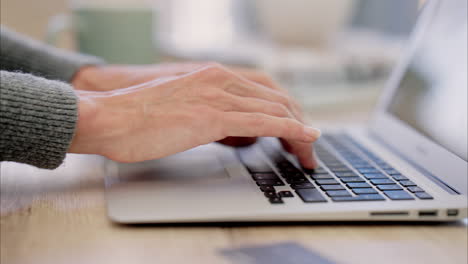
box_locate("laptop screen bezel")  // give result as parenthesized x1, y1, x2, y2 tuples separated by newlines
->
(368, 0, 467, 195)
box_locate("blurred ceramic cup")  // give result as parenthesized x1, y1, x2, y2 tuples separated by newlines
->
(46, 0, 158, 64)
(254, 0, 354, 48)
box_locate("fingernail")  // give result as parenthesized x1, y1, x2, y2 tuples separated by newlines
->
(304, 126, 321, 140)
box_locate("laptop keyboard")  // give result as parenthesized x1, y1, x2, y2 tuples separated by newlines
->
(237, 134, 433, 204)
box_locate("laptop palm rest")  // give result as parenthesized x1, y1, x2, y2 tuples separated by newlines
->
(106, 144, 264, 223)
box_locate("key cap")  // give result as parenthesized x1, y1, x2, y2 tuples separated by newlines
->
(290, 182, 315, 189)
(370, 179, 395, 185)
(252, 173, 280, 181)
(310, 173, 334, 179)
(340, 177, 365, 183)
(384, 190, 414, 200)
(358, 168, 379, 173)
(321, 185, 346, 191)
(326, 190, 352, 197)
(278, 191, 294, 198)
(362, 173, 387, 179)
(269, 196, 284, 204)
(347, 182, 371, 188)
(315, 179, 339, 185)
(259, 186, 275, 192)
(415, 192, 433, 200)
(286, 177, 309, 184)
(296, 189, 327, 203)
(353, 188, 378, 194)
(407, 186, 425, 193)
(399, 180, 417, 187)
(391, 175, 409, 181)
(335, 172, 358, 177)
(332, 194, 385, 202)
(330, 167, 352, 172)
(384, 169, 400, 175)
(256, 179, 285, 186)
(264, 191, 278, 198)
(377, 184, 403, 191)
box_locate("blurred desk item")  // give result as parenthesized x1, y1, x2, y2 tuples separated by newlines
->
(1, 108, 467, 264)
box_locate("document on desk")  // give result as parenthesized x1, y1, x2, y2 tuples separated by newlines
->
(220, 241, 338, 264)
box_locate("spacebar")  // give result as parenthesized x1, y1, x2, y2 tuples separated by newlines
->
(295, 189, 327, 203)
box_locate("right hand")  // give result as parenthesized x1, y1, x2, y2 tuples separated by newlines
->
(69, 64, 321, 168)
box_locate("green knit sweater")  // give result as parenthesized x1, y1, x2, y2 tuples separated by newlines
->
(0, 26, 104, 169)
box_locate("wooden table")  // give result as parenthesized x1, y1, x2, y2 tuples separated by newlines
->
(1, 106, 467, 264)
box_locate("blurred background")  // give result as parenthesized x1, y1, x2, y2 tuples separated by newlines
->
(1, 0, 422, 119)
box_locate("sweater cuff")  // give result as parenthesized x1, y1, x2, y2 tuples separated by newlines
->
(0, 71, 78, 169)
(0, 26, 106, 82)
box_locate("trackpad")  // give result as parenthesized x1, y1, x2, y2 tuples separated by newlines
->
(116, 144, 230, 183)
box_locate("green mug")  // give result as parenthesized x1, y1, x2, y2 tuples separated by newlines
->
(47, 6, 158, 64)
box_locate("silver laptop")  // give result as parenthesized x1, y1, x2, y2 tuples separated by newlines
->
(105, 0, 467, 223)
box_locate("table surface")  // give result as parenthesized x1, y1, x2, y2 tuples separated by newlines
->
(1, 106, 467, 264)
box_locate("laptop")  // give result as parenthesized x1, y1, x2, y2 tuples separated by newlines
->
(105, 0, 467, 223)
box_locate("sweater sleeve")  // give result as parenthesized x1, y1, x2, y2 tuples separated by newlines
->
(0, 71, 78, 169)
(0, 26, 105, 82)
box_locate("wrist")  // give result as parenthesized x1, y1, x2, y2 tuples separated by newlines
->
(72, 66, 105, 91)
(68, 91, 106, 155)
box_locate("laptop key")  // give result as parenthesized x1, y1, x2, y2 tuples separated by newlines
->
(278, 191, 294, 198)
(370, 179, 395, 185)
(346, 182, 371, 188)
(269, 196, 284, 204)
(330, 167, 352, 172)
(321, 185, 346, 191)
(256, 179, 285, 186)
(377, 184, 403, 191)
(252, 173, 280, 181)
(286, 177, 309, 184)
(399, 180, 417, 187)
(407, 186, 425, 193)
(357, 168, 379, 173)
(264, 191, 278, 198)
(391, 175, 409, 181)
(335, 172, 358, 177)
(362, 173, 387, 179)
(332, 194, 385, 202)
(384, 190, 414, 200)
(384, 169, 400, 175)
(296, 189, 327, 203)
(326, 190, 352, 197)
(310, 173, 334, 179)
(259, 186, 275, 192)
(353, 188, 378, 194)
(290, 182, 315, 189)
(340, 177, 365, 183)
(415, 192, 433, 200)
(315, 179, 339, 185)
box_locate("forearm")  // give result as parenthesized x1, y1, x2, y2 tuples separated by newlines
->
(0, 26, 105, 83)
(0, 71, 78, 169)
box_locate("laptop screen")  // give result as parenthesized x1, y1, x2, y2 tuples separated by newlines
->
(387, 0, 467, 161)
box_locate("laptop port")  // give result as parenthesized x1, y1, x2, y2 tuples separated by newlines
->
(418, 210, 438, 217)
(447, 209, 459, 216)
(370, 211, 409, 216)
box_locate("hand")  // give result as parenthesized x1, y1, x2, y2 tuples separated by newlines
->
(69, 64, 321, 168)
(72, 62, 318, 166)
(72, 62, 284, 92)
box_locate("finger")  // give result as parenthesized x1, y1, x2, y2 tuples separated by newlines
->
(214, 93, 294, 119)
(232, 68, 305, 122)
(218, 112, 321, 143)
(280, 139, 318, 169)
(224, 79, 303, 122)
